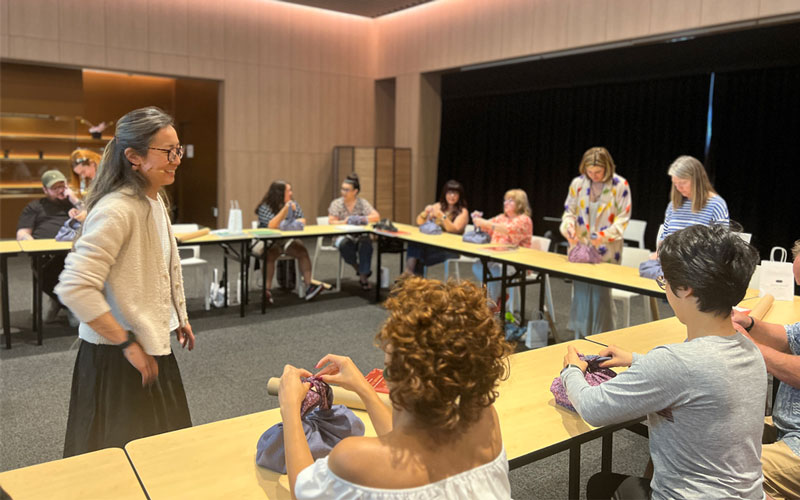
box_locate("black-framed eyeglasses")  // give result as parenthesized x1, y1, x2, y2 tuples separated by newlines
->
(149, 145, 185, 163)
(656, 275, 667, 291)
(73, 157, 91, 166)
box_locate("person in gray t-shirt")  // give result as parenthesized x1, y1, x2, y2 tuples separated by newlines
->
(732, 238, 800, 500)
(562, 224, 766, 500)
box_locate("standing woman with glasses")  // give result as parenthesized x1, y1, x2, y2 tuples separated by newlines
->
(70, 148, 101, 196)
(56, 106, 194, 456)
(328, 173, 380, 290)
(560, 147, 632, 338)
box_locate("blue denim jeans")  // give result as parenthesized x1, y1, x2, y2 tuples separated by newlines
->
(338, 235, 373, 276)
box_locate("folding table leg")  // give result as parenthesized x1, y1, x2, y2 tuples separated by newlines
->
(602, 433, 613, 472)
(2, 255, 11, 349)
(569, 444, 581, 499)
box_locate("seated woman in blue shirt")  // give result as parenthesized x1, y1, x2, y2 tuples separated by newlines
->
(255, 181, 322, 302)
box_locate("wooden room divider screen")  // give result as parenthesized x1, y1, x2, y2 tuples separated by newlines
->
(332, 146, 411, 224)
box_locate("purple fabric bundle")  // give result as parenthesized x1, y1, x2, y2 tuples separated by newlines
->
(550, 354, 617, 412)
(279, 207, 305, 231)
(568, 243, 603, 264)
(639, 259, 662, 279)
(301, 377, 333, 417)
(419, 219, 442, 235)
(255, 404, 365, 473)
(346, 215, 368, 225)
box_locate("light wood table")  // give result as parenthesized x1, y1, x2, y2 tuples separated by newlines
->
(126, 407, 374, 500)
(126, 340, 622, 500)
(587, 295, 800, 355)
(0, 448, 145, 500)
(1, 240, 22, 349)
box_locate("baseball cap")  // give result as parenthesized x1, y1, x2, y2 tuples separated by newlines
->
(41, 170, 68, 188)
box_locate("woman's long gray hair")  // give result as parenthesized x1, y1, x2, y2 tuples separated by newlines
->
(84, 106, 174, 212)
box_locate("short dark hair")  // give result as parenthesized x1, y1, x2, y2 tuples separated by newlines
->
(344, 172, 360, 192)
(659, 224, 759, 317)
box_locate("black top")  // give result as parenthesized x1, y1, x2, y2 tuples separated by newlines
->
(17, 197, 74, 239)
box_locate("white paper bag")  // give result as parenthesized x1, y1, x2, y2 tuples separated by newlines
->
(227, 200, 243, 234)
(526, 311, 549, 349)
(760, 247, 794, 302)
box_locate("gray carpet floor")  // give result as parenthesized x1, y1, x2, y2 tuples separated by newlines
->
(0, 240, 672, 499)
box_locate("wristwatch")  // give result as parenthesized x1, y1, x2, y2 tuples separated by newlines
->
(118, 330, 136, 351)
(745, 316, 755, 333)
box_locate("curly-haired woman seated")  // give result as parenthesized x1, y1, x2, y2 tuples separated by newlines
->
(277, 277, 512, 499)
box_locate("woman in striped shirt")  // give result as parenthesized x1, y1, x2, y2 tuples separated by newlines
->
(659, 156, 729, 245)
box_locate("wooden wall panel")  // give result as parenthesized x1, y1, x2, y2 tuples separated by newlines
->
(8, 0, 58, 39)
(188, 57, 226, 80)
(701, 0, 759, 25)
(759, 0, 800, 16)
(531, 0, 571, 56)
(375, 79, 396, 147)
(59, 42, 106, 67)
(7, 36, 60, 63)
(223, 62, 260, 152)
(259, 66, 292, 152)
(104, 0, 148, 51)
(1, 0, 8, 36)
(649, 0, 702, 35)
(567, 0, 608, 48)
(58, 0, 104, 45)
(353, 147, 375, 206)
(375, 147, 394, 219)
(149, 53, 189, 76)
(394, 149, 412, 224)
(188, 0, 225, 60)
(148, 0, 188, 55)
(223, 0, 260, 64)
(606, 0, 652, 41)
(105, 47, 149, 73)
(259, 1, 292, 68)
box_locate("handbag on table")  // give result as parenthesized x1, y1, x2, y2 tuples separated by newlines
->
(419, 218, 442, 235)
(279, 205, 304, 231)
(462, 211, 491, 244)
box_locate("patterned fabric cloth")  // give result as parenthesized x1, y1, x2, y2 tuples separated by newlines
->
(559, 173, 632, 264)
(486, 214, 533, 247)
(327, 197, 374, 220)
(659, 195, 729, 243)
(775, 322, 800, 457)
(257, 202, 305, 228)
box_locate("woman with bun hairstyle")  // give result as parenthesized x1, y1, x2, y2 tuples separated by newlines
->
(277, 277, 512, 499)
(327, 173, 380, 290)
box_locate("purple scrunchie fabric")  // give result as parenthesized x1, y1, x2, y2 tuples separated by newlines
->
(279, 208, 305, 231)
(346, 215, 368, 225)
(550, 354, 617, 412)
(568, 243, 603, 264)
(301, 377, 333, 417)
(419, 219, 442, 235)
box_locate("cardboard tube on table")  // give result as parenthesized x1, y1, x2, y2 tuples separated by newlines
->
(267, 377, 391, 410)
(174, 227, 210, 243)
(749, 294, 774, 320)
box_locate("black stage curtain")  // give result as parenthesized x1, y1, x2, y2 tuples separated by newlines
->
(707, 65, 800, 257)
(437, 75, 711, 248)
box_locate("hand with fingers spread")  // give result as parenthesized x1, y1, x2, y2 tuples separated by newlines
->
(176, 322, 195, 350)
(314, 354, 368, 394)
(122, 342, 159, 386)
(597, 345, 633, 368)
(278, 364, 313, 415)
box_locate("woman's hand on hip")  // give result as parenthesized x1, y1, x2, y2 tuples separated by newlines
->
(123, 342, 159, 386)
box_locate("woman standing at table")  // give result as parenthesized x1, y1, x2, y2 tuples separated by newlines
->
(278, 277, 512, 499)
(328, 173, 380, 290)
(658, 155, 728, 246)
(560, 147, 632, 338)
(70, 148, 101, 196)
(56, 106, 194, 456)
(405, 179, 469, 275)
(470, 189, 533, 308)
(255, 181, 322, 303)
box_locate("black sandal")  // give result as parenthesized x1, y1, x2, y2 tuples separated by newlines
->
(360, 280, 372, 291)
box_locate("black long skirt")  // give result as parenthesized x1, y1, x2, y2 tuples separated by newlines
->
(63, 340, 192, 457)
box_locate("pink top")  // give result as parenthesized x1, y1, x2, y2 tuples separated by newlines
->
(487, 214, 532, 247)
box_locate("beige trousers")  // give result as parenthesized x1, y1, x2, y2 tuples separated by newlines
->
(762, 439, 800, 500)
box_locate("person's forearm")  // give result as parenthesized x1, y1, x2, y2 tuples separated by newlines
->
(749, 319, 791, 353)
(16, 229, 33, 241)
(353, 380, 393, 435)
(86, 311, 129, 344)
(755, 343, 800, 388)
(329, 215, 343, 224)
(281, 406, 314, 499)
(268, 206, 288, 229)
(367, 212, 380, 223)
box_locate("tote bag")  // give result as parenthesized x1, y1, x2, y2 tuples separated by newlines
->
(760, 246, 794, 301)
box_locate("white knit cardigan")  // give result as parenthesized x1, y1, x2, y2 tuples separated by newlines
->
(55, 189, 188, 356)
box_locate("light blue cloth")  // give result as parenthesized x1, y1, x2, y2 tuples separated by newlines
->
(568, 281, 615, 338)
(775, 322, 800, 457)
(256, 404, 365, 474)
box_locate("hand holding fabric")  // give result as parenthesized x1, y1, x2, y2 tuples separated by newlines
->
(563, 345, 588, 373)
(279, 364, 313, 415)
(597, 345, 633, 368)
(314, 354, 367, 394)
